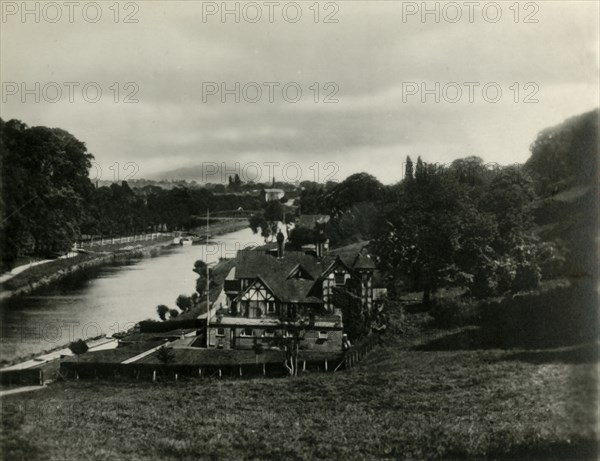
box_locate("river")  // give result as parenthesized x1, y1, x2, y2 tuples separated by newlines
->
(0, 227, 264, 363)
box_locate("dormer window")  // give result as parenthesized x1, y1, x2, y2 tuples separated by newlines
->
(334, 272, 346, 286)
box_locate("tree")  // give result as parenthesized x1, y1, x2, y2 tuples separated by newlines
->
(193, 259, 212, 298)
(415, 156, 425, 180)
(157, 345, 175, 365)
(374, 157, 545, 303)
(169, 309, 179, 319)
(405, 156, 414, 181)
(288, 226, 316, 250)
(157, 304, 170, 321)
(373, 161, 496, 304)
(193, 259, 207, 275)
(228, 174, 242, 192)
(248, 201, 285, 242)
(0, 119, 94, 268)
(176, 294, 192, 312)
(68, 339, 89, 362)
(323, 172, 383, 215)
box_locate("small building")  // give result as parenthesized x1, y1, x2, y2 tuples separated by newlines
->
(264, 188, 285, 202)
(207, 234, 375, 352)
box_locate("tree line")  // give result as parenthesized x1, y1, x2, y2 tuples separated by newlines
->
(293, 157, 564, 305)
(0, 118, 262, 270)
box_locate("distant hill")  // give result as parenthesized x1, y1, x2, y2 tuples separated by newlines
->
(150, 164, 219, 182)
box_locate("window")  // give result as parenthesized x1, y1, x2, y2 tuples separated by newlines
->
(267, 301, 276, 314)
(216, 328, 225, 337)
(334, 272, 346, 286)
(263, 330, 275, 338)
(283, 331, 293, 338)
(318, 331, 328, 340)
(240, 328, 254, 337)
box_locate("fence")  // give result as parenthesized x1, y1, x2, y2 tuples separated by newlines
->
(341, 335, 378, 370)
(0, 369, 44, 386)
(77, 233, 174, 248)
(60, 360, 326, 382)
(59, 337, 378, 383)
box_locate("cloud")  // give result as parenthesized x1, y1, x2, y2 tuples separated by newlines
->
(1, 1, 598, 184)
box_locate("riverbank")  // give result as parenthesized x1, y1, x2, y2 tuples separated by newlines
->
(0, 219, 250, 301)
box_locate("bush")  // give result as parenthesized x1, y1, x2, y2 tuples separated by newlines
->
(429, 297, 481, 328)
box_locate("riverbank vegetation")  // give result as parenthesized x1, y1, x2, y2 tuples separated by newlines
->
(0, 118, 262, 271)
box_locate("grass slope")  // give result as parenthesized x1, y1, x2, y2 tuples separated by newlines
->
(2, 318, 596, 460)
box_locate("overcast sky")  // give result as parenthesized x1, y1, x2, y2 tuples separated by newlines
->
(1, 1, 598, 184)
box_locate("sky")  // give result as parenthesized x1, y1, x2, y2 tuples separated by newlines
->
(1, 0, 598, 185)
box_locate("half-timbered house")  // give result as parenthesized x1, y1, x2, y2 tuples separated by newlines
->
(207, 236, 375, 352)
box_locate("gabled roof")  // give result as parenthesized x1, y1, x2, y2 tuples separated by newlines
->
(351, 251, 376, 270)
(234, 275, 279, 303)
(232, 246, 376, 304)
(287, 263, 314, 281)
(235, 251, 324, 304)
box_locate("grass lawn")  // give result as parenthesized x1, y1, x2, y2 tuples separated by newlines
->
(1, 319, 597, 461)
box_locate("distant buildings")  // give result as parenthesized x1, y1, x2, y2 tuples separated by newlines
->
(264, 188, 285, 202)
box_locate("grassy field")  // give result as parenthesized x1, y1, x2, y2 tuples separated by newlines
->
(1, 312, 597, 461)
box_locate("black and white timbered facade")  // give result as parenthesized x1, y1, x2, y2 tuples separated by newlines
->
(207, 245, 375, 351)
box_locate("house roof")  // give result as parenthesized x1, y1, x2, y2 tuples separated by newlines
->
(235, 250, 326, 281)
(350, 251, 377, 270)
(232, 247, 375, 304)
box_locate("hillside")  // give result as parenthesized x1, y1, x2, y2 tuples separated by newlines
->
(1, 322, 596, 460)
(527, 109, 598, 280)
(525, 110, 598, 345)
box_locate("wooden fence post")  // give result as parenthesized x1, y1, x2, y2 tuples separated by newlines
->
(262, 363, 266, 376)
(152, 370, 156, 382)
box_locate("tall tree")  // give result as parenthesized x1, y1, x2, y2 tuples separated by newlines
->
(0, 119, 94, 268)
(405, 156, 414, 181)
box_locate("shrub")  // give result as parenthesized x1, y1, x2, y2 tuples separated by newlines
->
(429, 297, 481, 328)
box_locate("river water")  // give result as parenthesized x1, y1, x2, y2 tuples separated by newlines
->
(0, 227, 264, 362)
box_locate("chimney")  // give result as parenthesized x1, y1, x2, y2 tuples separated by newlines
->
(316, 229, 325, 258)
(276, 230, 285, 259)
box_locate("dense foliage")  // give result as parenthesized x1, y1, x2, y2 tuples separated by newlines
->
(372, 156, 555, 303)
(0, 119, 94, 265)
